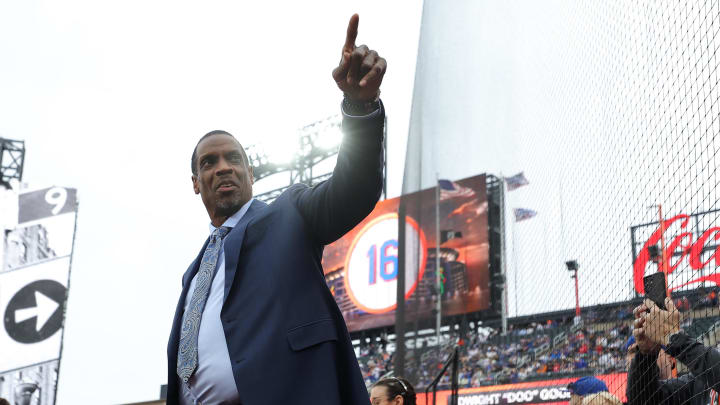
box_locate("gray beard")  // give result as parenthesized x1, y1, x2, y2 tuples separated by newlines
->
(215, 198, 244, 218)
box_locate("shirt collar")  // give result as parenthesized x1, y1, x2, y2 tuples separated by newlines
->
(208, 198, 254, 234)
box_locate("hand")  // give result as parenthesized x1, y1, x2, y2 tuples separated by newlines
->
(640, 297, 682, 347)
(632, 303, 660, 354)
(332, 14, 387, 102)
(627, 342, 639, 356)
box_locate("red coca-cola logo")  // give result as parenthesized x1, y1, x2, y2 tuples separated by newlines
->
(634, 214, 720, 293)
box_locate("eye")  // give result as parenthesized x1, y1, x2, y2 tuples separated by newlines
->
(227, 153, 244, 163)
(200, 156, 217, 169)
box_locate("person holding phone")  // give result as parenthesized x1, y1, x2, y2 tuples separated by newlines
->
(625, 335, 676, 381)
(627, 297, 720, 405)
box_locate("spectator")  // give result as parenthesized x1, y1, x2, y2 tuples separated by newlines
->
(356, 304, 643, 391)
(581, 392, 623, 405)
(567, 376, 610, 405)
(575, 357, 589, 369)
(624, 336, 674, 380)
(0, 398, 8, 405)
(370, 377, 417, 405)
(627, 297, 720, 405)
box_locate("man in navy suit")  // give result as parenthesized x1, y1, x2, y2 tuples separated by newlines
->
(166, 14, 387, 405)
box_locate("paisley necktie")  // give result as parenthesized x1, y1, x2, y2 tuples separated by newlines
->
(177, 226, 231, 383)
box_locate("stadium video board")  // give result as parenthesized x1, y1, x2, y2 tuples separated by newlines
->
(323, 174, 490, 332)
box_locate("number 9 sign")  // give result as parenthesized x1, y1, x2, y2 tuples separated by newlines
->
(344, 213, 427, 314)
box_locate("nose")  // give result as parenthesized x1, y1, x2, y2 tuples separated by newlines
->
(214, 156, 234, 176)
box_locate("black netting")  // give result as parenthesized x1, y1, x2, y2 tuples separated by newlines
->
(356, 1, 720, 404)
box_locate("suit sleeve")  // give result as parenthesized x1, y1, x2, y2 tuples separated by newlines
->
(290, 101, 385, 245)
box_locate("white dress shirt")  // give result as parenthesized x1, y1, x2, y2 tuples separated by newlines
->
(179, 198, 253, 405)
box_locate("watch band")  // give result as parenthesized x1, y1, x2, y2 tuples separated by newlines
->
(342, 94, 380, 115)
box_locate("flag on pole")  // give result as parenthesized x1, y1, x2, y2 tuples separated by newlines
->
(505, 172, 529, 191)
(438, 179, 475, 200)
(514, 208, 537, 222)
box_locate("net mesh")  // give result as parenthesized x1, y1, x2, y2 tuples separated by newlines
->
(370, 1, 720, 403)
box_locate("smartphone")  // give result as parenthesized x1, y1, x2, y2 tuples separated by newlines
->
(643, 272, 667, 310)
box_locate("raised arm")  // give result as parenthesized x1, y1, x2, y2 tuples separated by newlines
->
(627, 301, 696, 405)
(290, 14, 387, 245)
(626, 349, 696, 405)
(667, 332, 720, 394)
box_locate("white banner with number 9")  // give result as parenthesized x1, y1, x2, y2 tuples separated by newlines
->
(344, 213, 427, 314)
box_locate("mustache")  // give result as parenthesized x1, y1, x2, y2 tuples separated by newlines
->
(215, 179, 240, 190)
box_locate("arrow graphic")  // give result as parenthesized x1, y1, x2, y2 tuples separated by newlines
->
(14, 291, 60, 332)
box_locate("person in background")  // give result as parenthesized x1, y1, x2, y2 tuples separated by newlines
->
(0, 398, 8, 405)
(627, 297, 720, 405)
(624, 335, 675, 380)
(370, 377, 416, 405)
(582, 392, 623, 405)
(568, 376, 610, 405)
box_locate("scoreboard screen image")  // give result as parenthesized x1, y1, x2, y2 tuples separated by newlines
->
(323, 174, 490, 332)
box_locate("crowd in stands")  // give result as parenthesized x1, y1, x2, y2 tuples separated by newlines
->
(355, 289, 720, 391)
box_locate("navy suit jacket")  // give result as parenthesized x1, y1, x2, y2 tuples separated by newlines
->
(167, 104, 385, 405)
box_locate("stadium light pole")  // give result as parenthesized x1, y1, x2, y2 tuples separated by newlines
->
(435, 172, 442, 351)
(249, 115, 387, 204)
(566, 260, 580, 316)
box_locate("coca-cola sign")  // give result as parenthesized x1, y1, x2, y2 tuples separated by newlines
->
(633, 213, 720, 294)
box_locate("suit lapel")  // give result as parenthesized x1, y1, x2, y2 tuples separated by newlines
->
(223, 199, 266, 301)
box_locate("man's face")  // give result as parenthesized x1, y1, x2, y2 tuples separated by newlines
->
(192, 134, 253, 223)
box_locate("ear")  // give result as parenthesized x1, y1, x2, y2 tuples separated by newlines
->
(192, 175, 200, 194)
(249, 165, 254, 185)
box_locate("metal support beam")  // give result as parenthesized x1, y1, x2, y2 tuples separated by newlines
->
(0, 137, 25, 187)
(251, 114, 387, 204)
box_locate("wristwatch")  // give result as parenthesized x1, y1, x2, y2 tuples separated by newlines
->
(342, 94, 381, 115)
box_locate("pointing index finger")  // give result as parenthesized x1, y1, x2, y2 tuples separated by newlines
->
(344, 14, 359, 52)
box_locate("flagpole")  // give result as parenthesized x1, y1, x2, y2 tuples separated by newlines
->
(500, 175, 508, 335)
(513, 219, 518, 317)
(435, 173, 442, 351)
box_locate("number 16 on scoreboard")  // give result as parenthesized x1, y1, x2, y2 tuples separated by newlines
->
(344, 213, 427, 314)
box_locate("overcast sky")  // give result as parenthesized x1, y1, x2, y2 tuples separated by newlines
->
(0, 1, 422, 403)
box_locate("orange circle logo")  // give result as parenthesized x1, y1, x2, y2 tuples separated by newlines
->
(343, 213, 428, 314)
